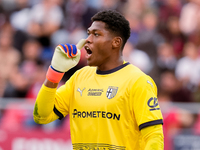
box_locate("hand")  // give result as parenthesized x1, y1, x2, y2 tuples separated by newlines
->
(51, 39, 86, 72)
(46, 39, 86, 83)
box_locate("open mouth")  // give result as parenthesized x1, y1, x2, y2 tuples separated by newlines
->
(85, 46, 92, 55)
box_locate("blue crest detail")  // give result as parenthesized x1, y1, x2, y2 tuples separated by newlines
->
(106, 86, 118, 99)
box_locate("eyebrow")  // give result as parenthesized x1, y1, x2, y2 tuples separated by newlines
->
(87, 28, 100, 33)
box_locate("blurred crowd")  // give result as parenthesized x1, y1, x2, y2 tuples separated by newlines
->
(0, 0, 199, 101)
(0, 0, 199, 102)
(0, 0, 200, 148)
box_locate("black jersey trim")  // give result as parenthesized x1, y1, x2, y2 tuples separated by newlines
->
(96, 62, 130, 75)
(139, 119, 163, 130)
(53, 105, 64, 120)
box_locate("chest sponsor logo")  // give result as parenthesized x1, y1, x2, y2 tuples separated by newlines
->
(147, 97, 160, 111)
(106, 86, 118, 99)
(87, 88, 103, 96)
(72, 109, 120, 120)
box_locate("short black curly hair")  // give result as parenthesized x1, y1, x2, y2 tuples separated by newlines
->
(91, 9, 130, 50)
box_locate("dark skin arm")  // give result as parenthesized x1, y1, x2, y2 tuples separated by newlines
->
(44, 78, 58, 88)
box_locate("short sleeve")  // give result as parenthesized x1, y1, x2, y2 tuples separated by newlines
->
(131, 75, 163, 130)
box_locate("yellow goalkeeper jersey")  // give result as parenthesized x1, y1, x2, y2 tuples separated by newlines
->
(53, 62, 163, 150)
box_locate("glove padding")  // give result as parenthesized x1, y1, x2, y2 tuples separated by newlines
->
(51, 39, 86, 72)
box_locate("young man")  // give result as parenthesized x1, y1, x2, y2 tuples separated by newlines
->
(34, 10, 164, 149)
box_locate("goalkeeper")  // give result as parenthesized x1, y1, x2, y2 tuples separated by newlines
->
(34, 10, 164, 150)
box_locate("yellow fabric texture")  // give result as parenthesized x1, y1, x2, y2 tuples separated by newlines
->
(34, 63, 164, 149)
(33, 84, 59, 124)
(141, 124, 164, 150)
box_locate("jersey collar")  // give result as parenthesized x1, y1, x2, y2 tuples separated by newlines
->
(96, 62, 130, 75)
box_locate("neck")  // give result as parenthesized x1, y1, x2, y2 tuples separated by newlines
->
(97, 56, 124, 71)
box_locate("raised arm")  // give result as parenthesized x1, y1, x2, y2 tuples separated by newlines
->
(33, 39, 86, 124)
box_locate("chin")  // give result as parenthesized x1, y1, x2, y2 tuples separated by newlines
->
(87, 61, 97, 67)
(87, 61, 93, 66)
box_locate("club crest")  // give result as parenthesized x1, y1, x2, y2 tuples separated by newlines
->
(106, 86, 118, 99)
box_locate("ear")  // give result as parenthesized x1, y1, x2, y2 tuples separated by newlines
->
(112, 37, 123, 49)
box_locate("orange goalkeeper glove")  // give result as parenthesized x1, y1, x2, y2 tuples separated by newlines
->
(46, 39, 86, 83)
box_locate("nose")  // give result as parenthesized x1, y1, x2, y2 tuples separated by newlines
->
(86, 34, 92, 44)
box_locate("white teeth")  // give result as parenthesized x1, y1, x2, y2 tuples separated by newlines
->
(85, 46, 92, 55)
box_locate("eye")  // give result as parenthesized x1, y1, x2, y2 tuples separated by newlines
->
(94, 33, 99, 37)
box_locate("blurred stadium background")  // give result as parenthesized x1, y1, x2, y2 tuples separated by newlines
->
(0, 0, 200, 149)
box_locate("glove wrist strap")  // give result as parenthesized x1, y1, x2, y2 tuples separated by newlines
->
(46, 66, 64, 83)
